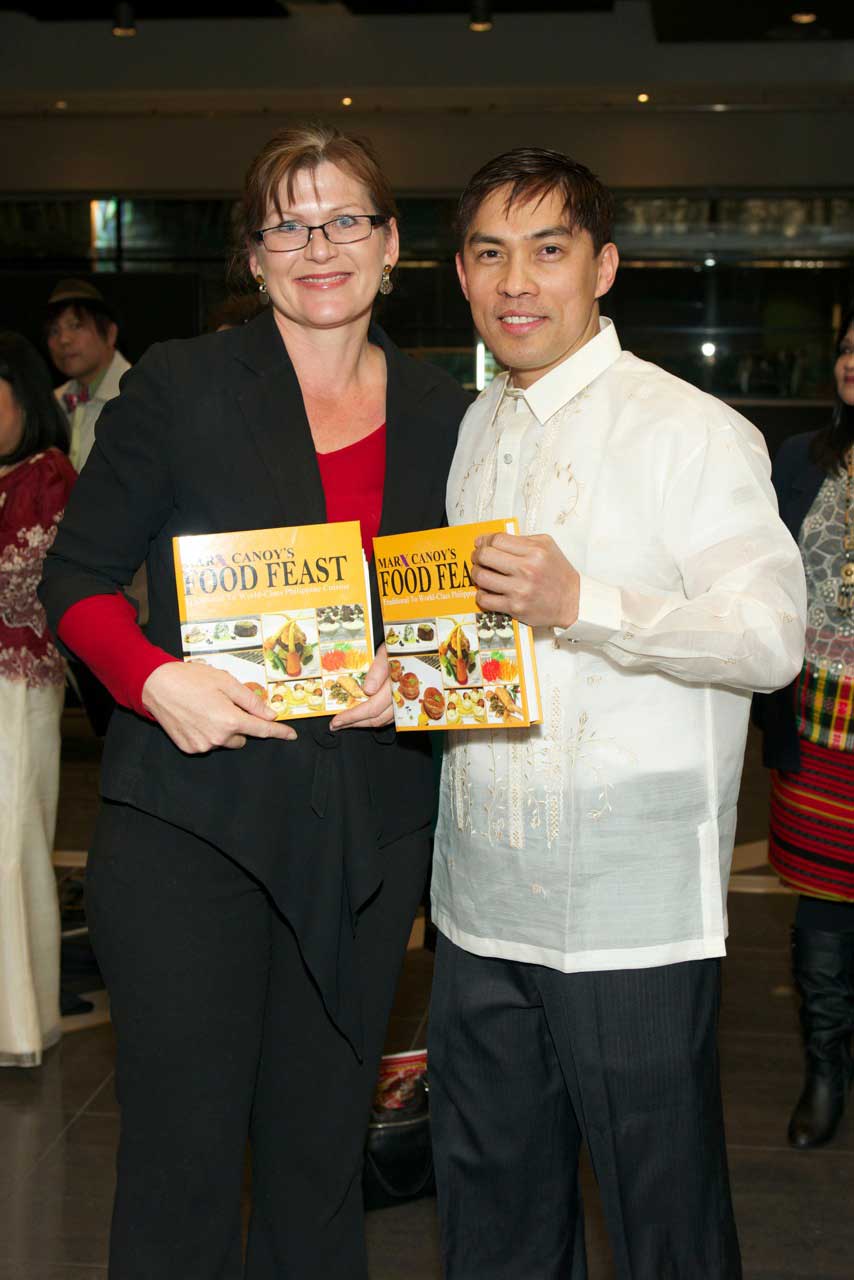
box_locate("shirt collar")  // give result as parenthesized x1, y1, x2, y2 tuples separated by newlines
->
(508, 317, 621, 425)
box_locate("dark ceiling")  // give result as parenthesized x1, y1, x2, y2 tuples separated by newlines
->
(3, 0, 851, 40)
(651, 1, 852, 42)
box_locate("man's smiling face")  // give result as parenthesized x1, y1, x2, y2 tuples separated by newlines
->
(456, 184, 618, 389)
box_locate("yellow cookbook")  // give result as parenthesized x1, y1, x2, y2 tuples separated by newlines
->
(373, 520, 540, 732)
(172, 521, 373, 721)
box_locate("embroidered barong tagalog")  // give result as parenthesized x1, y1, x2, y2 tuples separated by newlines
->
(431, 319, 806, 974)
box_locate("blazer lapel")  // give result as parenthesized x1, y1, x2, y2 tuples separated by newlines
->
(233, 309, 328, 528)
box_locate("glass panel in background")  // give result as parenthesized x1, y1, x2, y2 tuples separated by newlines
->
(120, 199, 236, 261)
(1, 192, 852, 407)
(0, 200, 95, 263)
(396, 196, 457, 259)
(90, 199, 119, 264)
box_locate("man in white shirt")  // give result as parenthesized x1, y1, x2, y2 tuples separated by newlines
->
(46, 278, 131, 473)
(46, 279, 140, 725)
(428, 148, 806, 1280)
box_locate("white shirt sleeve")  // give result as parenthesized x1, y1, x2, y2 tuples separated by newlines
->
(559, 421, 807, 694)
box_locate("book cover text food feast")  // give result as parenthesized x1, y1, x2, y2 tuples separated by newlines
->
(373, 519, 540, 731)
(172, 521, 373, 721)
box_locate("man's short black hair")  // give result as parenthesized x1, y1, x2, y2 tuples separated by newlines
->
(0, 331, 69, 466)
(456, 147, 615, 255)
(44, 298, 116, 341)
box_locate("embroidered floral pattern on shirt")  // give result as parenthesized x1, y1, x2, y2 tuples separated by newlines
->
(567, 709, 637, 822)
(0, 517, 66, 687)
(0, 524, 57, 633)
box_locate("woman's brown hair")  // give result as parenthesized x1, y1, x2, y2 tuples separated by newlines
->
(232, 124, 398, 286)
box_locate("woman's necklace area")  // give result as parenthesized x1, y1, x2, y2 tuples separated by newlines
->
(838, 447, 854, 615)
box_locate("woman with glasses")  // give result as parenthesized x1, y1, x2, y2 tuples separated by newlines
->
(40, 126, 470, 1279)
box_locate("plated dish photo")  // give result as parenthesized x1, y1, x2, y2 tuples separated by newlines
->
(262, 611, 320, 681)
(437, 618, 482, 689)
(384, 618, 438, 654)
(181, 616, 262, 653)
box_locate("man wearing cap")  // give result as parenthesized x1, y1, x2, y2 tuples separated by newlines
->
(46, 279, 130, 474)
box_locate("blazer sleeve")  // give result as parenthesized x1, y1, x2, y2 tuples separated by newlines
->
(39, 343, 175, 633)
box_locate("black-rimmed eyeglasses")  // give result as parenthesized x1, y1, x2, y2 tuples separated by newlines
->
(253, 214, 388, 253)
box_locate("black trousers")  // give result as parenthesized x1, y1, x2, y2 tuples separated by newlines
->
(428, 935, 742, 1280)
(86, 800, 430, 1280)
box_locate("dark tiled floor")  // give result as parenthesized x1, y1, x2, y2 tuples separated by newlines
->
(3, 714, 854, 1276)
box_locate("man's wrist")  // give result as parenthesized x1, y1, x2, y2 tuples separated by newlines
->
(556, 574, 581, 630)
(555, 574, 622, 644)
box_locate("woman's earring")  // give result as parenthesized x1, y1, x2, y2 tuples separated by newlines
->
(256, 273, 267, 294)
(379, 264, 393, 296)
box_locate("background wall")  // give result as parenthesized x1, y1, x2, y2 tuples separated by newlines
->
(1, 0, 852, 194)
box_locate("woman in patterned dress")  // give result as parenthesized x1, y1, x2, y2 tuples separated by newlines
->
(0, 332, 75, 1067)
(754, 304, 854, 1147)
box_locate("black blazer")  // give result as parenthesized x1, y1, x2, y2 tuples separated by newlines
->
(752, 429, 825, 772)
(40, 309, 472, 1053)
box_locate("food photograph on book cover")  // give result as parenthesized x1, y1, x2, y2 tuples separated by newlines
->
(262, 611, 321, 681)
(179, 605, 371, 718)
(260, 607, 370, 715)
(384, 618, 437, 653)
(181, 616, 263, 652)
(185, 647, 267, 691)
(383, 610, 530, 728)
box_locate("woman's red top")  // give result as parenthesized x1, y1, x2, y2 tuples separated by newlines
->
(315, 422, 385, 561)
(58, 425, 387, 716)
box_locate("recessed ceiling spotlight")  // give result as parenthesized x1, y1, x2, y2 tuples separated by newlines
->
(637, 92, 650, 104)
(341, 97, 353, 107)
(54, 99, 68, 111)
(704, 257, 717, 267)
(469, 0, 493, 32)
(112, 1, 137, 36)
(790, 11, 817, 22)
(701, 342, 717, 358)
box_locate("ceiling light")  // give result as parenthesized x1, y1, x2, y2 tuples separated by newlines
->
(790, 11, 817, 23)
(637, 92, 650, 104)
(469, 0, 493, 32)
(341, 96, 353, 107)
(711, 103, 728, 113)
(54, 99, 68, 111)
(112, 2, 137, 36)
(701, 342, 716, 358)
(704, 257, 716, 267)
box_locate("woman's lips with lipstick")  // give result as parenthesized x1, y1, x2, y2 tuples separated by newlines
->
(297, 272, 351, 289)
(496, 312, 546, 335)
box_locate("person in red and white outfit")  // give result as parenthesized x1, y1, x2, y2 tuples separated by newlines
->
(0, 332, 75, 1067)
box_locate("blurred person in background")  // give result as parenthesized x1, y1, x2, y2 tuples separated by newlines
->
(755, 303, 854, 1149)
(48, 279, 140, 726)
(39, 125, 469, 1279)
(45, 278, 130, 474)
(0, 332, 74, 1068)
